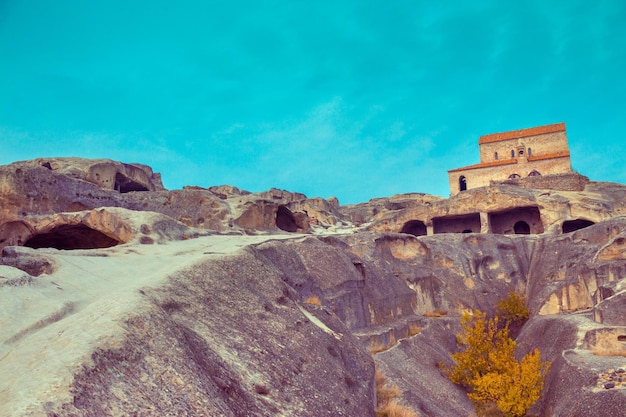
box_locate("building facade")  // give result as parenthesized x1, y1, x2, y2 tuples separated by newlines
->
(448, 123, 572, 195)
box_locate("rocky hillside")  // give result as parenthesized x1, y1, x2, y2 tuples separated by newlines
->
(1, 158, 625, 416)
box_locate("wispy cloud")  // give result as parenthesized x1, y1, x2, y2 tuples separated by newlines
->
(1, 1, 625, 203)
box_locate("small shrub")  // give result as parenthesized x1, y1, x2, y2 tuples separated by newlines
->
(303, 294, 322, 306)
(496, 291, 529, 325)
(443, 311, 550, 417)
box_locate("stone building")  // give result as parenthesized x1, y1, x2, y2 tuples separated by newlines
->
(448, 123, 572, 195)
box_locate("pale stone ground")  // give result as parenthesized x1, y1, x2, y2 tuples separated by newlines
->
(0, 232, 296, 417)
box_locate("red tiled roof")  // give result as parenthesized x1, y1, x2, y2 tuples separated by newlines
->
(527, 151, 570, 161)
(448, 151, 571, 173)
(478, 123, 566, 145)
(448, 158, 517, 173)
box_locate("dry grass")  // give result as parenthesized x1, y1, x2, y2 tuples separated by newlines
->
(375, 370, 401, 406)
(375, 369, 419, 417)
(591, 349, 626, 357)
(377, 401, 420, 417)
(408, 323, 421, 336)
(423, 308, 448, 318)
(470, 400, 506, 417)
(303, 294, 322, 306)
(369, 340, 392, 354)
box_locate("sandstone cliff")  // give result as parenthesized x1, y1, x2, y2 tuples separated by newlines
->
(1, 158, 625, 416)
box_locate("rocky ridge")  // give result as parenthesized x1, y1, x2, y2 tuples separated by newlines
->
(0, 158, 625, 416)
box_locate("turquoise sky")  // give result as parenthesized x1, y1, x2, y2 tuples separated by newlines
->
(1, 1, 625, 204)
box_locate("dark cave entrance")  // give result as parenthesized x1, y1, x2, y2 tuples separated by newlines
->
(562, 219, 595, 234)
(432, 213, 481, 234)
(514, 221, 531, 235)
(23, 224, 120, 250)
(115, 173, 149, 193)
(400, 220, 427, 237)
(276, 206, 298, 233)
(488, 206, 543, 235)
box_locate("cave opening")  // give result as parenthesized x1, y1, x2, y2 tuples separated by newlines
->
(115, 173, 149, 193)
(514, 221, 531, 235)
(276, 206, 298, 233)
(400, 220, 427, 236)
(488, 206, 543, 235)
(432, 213, 481, 234)
(562, 219, 595, 234)
(23, 224, 120, 250)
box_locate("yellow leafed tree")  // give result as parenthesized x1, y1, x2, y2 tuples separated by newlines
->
(444, 311, 550, 417)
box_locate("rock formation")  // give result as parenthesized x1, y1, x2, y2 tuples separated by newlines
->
(1, 158, 626, 416)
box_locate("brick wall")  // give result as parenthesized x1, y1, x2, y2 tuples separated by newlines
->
(478, 130, 569, 164)
(493, 172, 590, 192)
(448, 124, 573, 195)
(448, 156, 572, 194)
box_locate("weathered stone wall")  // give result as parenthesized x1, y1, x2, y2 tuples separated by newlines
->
(448, 156, 572, 195)
(478, 130, 569, 164)
(494, 172, 590, 192)
(449, 124, 573, 195)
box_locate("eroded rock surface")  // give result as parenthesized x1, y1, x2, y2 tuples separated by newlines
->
(0, 159, 329, 240)
(2, 158, 626, 416)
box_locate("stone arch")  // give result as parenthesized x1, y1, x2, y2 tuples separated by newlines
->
(275, 205, 298, 232)
(508, 173, 521, 179)
(400, 220, 427, 237)
(459, 176, 467, 192)
(514, 221, 530, 235)
(23, 224, 120, 250)
(115, 172, 149, 193)
(528, 169, 541, 177)
(562, 219, 595, 234)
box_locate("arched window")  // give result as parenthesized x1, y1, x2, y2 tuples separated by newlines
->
(511, 149, 515, 158)
(494, 151, 498, 160)
(459, 176, 467, 191)
(528, 147, 532, 156)
(514, 221, 530, 235)
(508, 173, 521, 179)
(528, 170, 541, 177)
